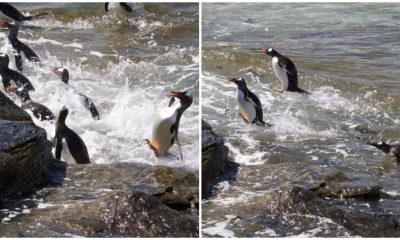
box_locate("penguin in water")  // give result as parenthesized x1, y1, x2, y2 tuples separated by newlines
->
(0, 53, 34, 92)
(0, 3, 47, 23)
(50, 67, 100, 120)
(7, 86, 54, 121)
(0, 21, 40, 71)
(54, 107, 91, 164)
(104, 2, 134, 13)
(367, 140, 400, 161)
(146, 91, 193, 158)
(261, 48, 309, 94)
(229, 77, 272, 126)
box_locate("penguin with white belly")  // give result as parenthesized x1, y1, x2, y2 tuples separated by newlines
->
(54, 107, 90, 164)
(146, 91, 193, 158)
(261, 48, 309, 94)
(229, 77, 272, 126)
(0, 53, 34, 92)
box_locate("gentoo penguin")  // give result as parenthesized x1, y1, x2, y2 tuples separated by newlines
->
(7, 86, 54, 121)
(50, 67, 100, 120)
(104, 2, 133, 13)
(367, 140, 400, 161)
(0, 53, 34, 92)
(229, 77, 272, 126)
(261, 48, 309, 94)
(146, 91, 193, 157)
(0, 3, 47, 23)
(0, 21, 40, 71)
(54, 107, 91, 164)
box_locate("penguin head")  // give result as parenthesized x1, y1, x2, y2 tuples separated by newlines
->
(7, 87, 30, 102)
(58, 107, 69, 124)
(51, 67, 69, 84)
(229, 77, 248, 91)
(0, 53, 10, 69)
(367, 140, 392, 153)
(261, 48, 279, 57)
(170, 91, 193, 111)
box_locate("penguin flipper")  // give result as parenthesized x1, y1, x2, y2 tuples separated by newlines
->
(55, 137, 63, 160)
(120, 3, 133, 13)
(15, 53, 23, 71)
(104, 3, 109, 12)
(0, 3, 27, 21)
(83, 95, 100, 120)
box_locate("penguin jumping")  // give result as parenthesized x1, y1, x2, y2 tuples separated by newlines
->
(146, 91, 193, 158)
(367, 140, 400, 161)
(0, 53, 34, 92)
(229, 77, 272, 126)
(7, 86, 54, 121)
(0, 3, 47, 23)
(0, 21, 40, 71)
(50, 67, 100, 120)
(261, 48, 309, 94)
(54, 107, 91, 164)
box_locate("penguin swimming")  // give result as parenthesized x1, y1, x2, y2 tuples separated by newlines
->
(229, 77, 272, 126)
(104, 2, 133, 13)
(146, 91, 193, 158)
(0, 53, 34, 92)
(261, 48, 309, 94)
(0, 21, 40, 71)
(0, 3, 47, 23)
(7, 86, 54, 121)
(50, 67, 100, 120)
(367, 140, 400, 161)
(54, 107, 91, 164)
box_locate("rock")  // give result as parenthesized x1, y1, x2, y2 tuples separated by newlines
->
(0, 91, 31, 121)
(201, 120, 238, 199)
(0, 162, 198, 237)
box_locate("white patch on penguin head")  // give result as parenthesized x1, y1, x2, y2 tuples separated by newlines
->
(378, 141, 383, 145)
(268, 48, 273, 53)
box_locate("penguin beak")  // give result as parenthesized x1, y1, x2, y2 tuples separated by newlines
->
(260, 48, 268, 54)
(0, 21, 9, 28)
(7, 86, 17, 93)
(50, 67, 59, 74)
(367, 140, 377, 146)
(170, 91, 183, 99)
(228, 78, 238, 83)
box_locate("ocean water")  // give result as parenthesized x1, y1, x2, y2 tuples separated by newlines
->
(202, 3, 400, 237)
(1, 3, 199, 169)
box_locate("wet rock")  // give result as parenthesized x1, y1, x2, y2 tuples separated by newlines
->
(202, 120, 238, 199)
(0, 91, 31, 121)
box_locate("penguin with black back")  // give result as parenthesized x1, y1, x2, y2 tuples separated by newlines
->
(229, 77, 272, 126)
(104, 2, 133, 13)
(146, 91, 193, 158)
(0, 53, 34, 92)
(0, 3, 47, 22)
(0, 21, 40, 71)
(50, 67, 100, 120)
(54, 107, 91, 164)
(367, 140, 400, 161)
(261, 48, 309, 94)
(7, 86, 54, 121)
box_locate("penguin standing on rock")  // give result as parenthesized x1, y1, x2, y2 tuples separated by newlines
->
(0, 53, 34, 92)
(54, 107, 91, 164)
(0, 21, 40, 71)
(146, 91, 193, 158)
(7, 86, 54, 121)
(50, 67, 100, 120)
(0, 3, 47, 23)
(229, 77, 272, 126)
(261, 48, 309, 94)
(367, 140, 400, 161)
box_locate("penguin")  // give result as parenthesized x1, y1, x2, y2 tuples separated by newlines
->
(104, 2, 133, 13)
(0, 3, 47, 23)
(0, 21, 40, 71)
(261, 48, 309, 94)
(54, 107, 91, 164)
(229, 77, 272, 126)
(367, 140, 400, 161)
(146, 91, 193, 157)
(0, 53, 34, 92)
(50, 67, 100, 120)
(7, 86, 54, 121)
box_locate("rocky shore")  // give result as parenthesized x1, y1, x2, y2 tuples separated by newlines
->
(0, 92, 199, 237)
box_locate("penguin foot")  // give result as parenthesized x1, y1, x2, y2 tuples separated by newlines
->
(239, 111, 250, 123)
(272, 86, 284, 93)
(146, 139, 161, 157)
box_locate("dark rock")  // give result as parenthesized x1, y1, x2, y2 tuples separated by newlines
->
(0, 91, 31, 121)
(201, 120, 238, 199)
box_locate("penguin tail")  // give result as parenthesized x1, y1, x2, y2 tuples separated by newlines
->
(256, 120, 273, 128)
(295, 87, 311, 94)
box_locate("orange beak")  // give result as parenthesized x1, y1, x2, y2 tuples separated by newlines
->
(170, 91, 183, 98)
(228, 78, 237, 83)
(0, 21, 9, 28)
(7, 86, 17, 93)
(260, 48, 268, 54)
(50, 67, 59, 74)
